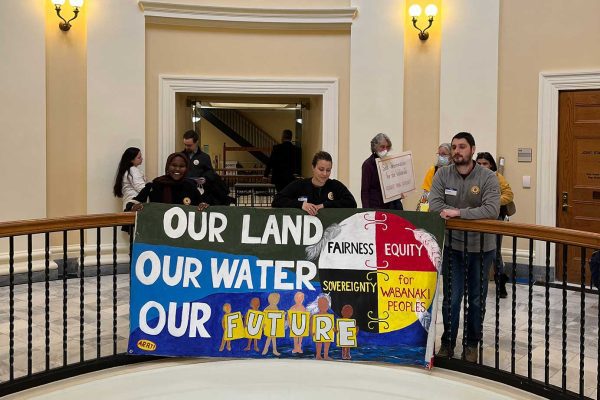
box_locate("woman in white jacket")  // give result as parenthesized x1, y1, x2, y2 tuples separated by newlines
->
(113, 147, 147, 210)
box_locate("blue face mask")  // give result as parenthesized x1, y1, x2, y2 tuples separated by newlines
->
(437, 155, 450, 166)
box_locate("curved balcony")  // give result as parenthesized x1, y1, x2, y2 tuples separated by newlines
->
(0, 213, 598, 398)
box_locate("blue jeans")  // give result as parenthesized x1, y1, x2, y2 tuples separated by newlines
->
(441, 247, 495, 348)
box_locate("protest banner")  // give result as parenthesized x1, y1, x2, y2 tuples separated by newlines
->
(128, 203, 444, 367)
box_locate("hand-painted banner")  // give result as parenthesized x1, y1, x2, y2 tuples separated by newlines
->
(128, 203, 445, 367)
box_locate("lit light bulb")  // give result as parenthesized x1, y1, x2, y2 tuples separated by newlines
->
(70, 0, 84, 7)
(425, 4, 438, 17)
(408, 4, 422, 17)
(52, 0, 66, 5)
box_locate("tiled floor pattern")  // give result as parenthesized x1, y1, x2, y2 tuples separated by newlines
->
(0, 275, 597, 398)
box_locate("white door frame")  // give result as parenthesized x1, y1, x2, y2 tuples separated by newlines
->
(536, 71, 600, 266)
(158, 75, 339, 177)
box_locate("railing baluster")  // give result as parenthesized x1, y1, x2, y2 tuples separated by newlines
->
(562, 243, 568, 391)
(495, 233, 501, 370)
(545, 241, 551, 385)
(445, 230, 453, 357)
(45, 232, 50, 371)
(27, 234, 32, 376)
(479, 232, 485, 364)
(62, 230, 68, 366)
(80, 229, 85, 363)
(96, 227, 101, 359)
(528, 239, 533, 380)
(580, 247, 586, 396)
(112, 226, 118, 355)
(511, 236, 517, 374)
(9, 236, 15, 381)
(462, 231, 468, 360)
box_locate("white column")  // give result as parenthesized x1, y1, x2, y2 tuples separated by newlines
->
(349, 0, 406, 201)
(439, 0, 499, 154)
(87, 0, 146, 215)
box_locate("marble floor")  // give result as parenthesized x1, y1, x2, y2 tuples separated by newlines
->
(0, 275, 597, 398)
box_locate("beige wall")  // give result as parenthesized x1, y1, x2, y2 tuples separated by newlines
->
(0, 1, 47, 221)
(145, 24, 351, 183)
(497, 0, 600, 225)
(46, 1, 87, 218)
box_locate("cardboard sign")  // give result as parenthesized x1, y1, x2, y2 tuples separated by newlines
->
(375, 151, 416, 202)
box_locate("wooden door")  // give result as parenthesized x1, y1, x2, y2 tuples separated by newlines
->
(557, 90, 600, 283)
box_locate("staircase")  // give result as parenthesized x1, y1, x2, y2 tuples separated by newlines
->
(200, 108, 277, 165)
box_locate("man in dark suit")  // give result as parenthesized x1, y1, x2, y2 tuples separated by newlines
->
(264, 129, 302, 192)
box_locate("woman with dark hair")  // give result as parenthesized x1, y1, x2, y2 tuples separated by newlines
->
(127, 152, 209, 212)
(361, 132, 403, 210)
(113, 147, 147, 210)
(476, 151, 514, 298)
(272, 151, 357, 215)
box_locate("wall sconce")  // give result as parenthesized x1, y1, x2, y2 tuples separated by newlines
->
(51, 0, 84, 32)
(409, 4, 438, 41)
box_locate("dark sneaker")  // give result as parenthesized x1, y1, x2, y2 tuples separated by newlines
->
(436, 343, 454, 358)
(463, 345, 478, 363)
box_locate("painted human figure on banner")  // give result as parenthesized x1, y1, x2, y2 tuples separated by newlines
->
(311, 294, 334, 360)
(262, 293, 281, 356)
(244, 297, 261, 352)
(288, 292, 306, 354)
(219, 303, 232, 352)
(340, 304, 356, 360)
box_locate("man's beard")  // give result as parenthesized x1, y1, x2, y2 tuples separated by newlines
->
(453, 155, 471, 166)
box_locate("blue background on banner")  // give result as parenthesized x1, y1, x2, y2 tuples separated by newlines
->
(128, 242, 431, 365)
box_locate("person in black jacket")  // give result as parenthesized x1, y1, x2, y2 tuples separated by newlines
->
(272, 151, 357, 215)
(182, 130, 213, 179)
(127, 152, 210, 212)
(264, 129, 302, 192)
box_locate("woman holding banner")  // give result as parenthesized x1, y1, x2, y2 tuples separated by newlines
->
(360, 133, 403, 210)
(127, 152, 210, 212)
(272, 151, 356, 215)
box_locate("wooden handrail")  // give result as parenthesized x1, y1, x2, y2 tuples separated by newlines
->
(0, 213, 135, 237)
(0, 212, 598, 249)
(446, 219, 600, 249)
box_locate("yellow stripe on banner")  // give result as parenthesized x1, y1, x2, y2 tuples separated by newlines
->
(288, 311, 310, 337)
(263, 311, 286, 338)
(224, 312, 246, 340)
(336, 318, 358, 347)
(377, 271, 437, 333)
(312, 314, 335, 343)
(245, 310, 264, 339)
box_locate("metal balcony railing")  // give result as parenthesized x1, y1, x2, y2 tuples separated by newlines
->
(0, 213, 598, 399)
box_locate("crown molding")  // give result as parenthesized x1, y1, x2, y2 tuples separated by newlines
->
(138, 1, 357, 30)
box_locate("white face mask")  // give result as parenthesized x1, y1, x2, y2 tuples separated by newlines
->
(437, 155, 450, 166)
(376, 150, 388, 158)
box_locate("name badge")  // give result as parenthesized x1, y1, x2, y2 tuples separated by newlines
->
(444, 188, 458, 196)
(298, 196, 308, 202)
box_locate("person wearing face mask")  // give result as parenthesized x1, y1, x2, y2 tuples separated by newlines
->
(360, 133, 403, 210)
(417, 143, 452, 210)
(476, 151, 514, 299)
(127, 152, 210, 212)
(272, 151, 357, 215)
